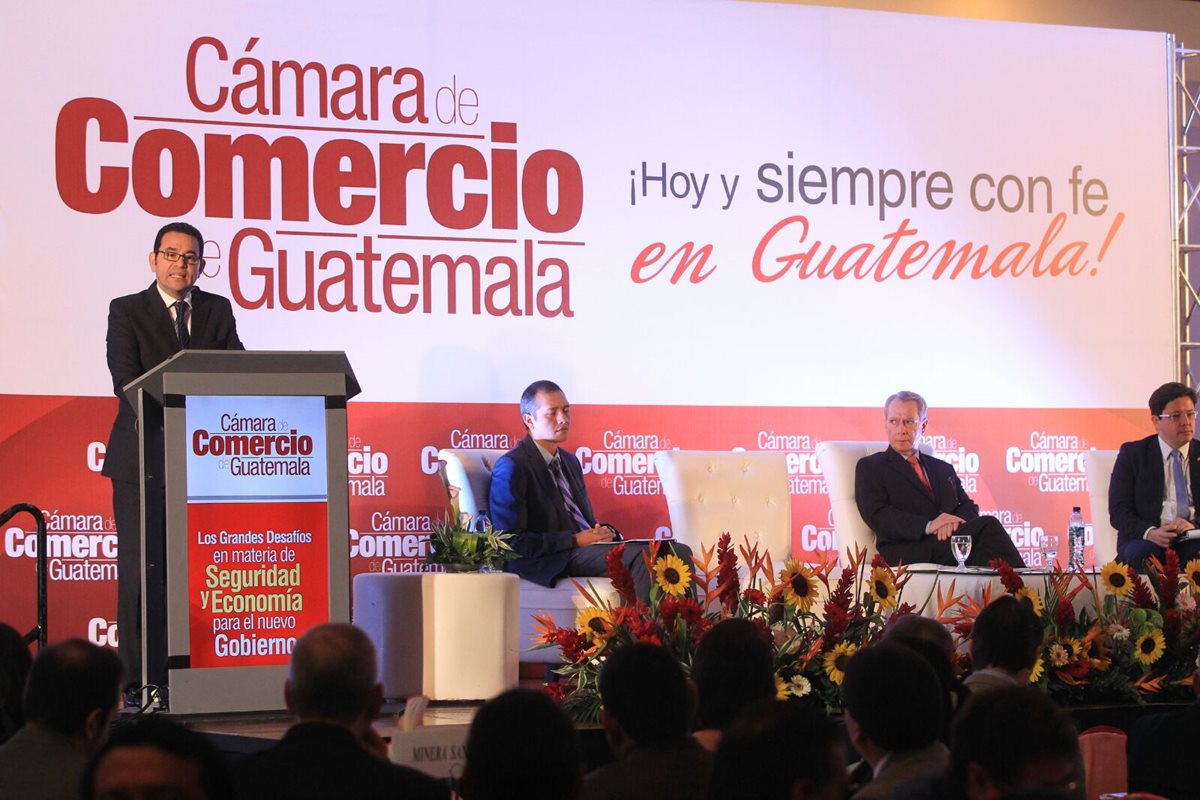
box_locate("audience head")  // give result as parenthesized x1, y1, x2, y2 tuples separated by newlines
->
(84, 715, 232, 800)
(691, 618, 776, 732)
(971, 595, 1043, 676)
(842, 643, 943, 762)
(461, 688, 581, 800)
(707, 700, 845, 800)
(285, 623, 380, 728)
(950, 686, 1080, 800)
(883, 612, 955, 660)
(597, 642, 693, 750)
(0, 622, 31, 743)
(23, 638, 122, 752)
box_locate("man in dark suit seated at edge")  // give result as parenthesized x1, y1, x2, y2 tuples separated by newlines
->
(855, 390, 1024, 567)
(489, 380, 692, 599)
(1109, 381, 1200, 571)
(102, 221, 245, 694)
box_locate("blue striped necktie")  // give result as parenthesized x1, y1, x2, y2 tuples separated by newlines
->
(549, 456, 590, 532)
(1173, 449, 1190, 521)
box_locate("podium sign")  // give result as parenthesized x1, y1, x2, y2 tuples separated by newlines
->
(127, 350, 357, 714)
(184, 395, 330, 668)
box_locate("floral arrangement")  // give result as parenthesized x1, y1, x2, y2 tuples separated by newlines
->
(534, 535, 1200, 722)
(533, 534, 920, 722)
(955, 551, 1200, 704)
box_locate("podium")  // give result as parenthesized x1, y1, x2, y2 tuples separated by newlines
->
(125, 350, 359, 714)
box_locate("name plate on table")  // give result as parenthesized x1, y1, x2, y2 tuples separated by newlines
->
(389, 724, 469, 779)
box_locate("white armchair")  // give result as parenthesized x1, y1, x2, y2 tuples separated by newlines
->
(1083, 450, 1119, 566)
(653, 450, 791, 561)
(435, 448, 615, 664)
(814, 440, 939, 567)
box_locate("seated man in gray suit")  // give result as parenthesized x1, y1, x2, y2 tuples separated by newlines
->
(855, 390, 1024, 567)
(1110, 381, 1200, 570)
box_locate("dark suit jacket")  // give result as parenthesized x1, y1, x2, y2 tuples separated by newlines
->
(488, 435, 597, 586)
(102, 282, 244, 484)
(1127, 700, 1200, 799)
(233, 722, 448, 800)
(855, 448, 979, 562)
(1109, 434, 1200, 549)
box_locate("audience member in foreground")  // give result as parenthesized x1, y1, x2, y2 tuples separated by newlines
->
(85, 715, 232, 800)
(855, 390, 1024, 567)
(582, 642, 712, 800)
(0, 621, 32, 744)
(461, 688, 582, 800)
(895, 686, 1082, 800)
(843, 643, 948, 799)
(0, 638, 122, 800)
(962, 595, 1042, 695)
(1127, 649, 1200, 798)
(233, 623, 447, 800)
(1109, 381, 1200, 570)
(883, 614, 967, 741)
(707, 700, 846, 800)
(690, 618, 776, 752)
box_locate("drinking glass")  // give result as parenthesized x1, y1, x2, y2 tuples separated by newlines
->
(950, 534, 972, 570)
(1041, 534, 1059, 571)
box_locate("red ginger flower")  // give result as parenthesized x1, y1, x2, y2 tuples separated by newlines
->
(1055, 598, 1075, 632)
(692, 616, 714, 645)
(1164, 607, 1181, 648)
(605, 543, 638, 607)
(716, 533, 740, 614)
(742, 588, 767, 606)
(544, 681, 570, 703)
(1159, 549, 1181, 610)
(1129, 568, 1157, 610)
(555, 629, 589, 662)
(990, 558, 1025, 594)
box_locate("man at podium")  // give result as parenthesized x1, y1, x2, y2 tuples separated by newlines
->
(101, 221, 244, 695)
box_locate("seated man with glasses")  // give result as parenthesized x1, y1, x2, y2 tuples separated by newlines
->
(855, 390, 1024, 568)
(489, 380, 692, 600)
(102, 221, 244, 696)
(1110, 381, 1200, 570)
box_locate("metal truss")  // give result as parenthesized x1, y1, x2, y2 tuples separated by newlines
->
(1177, 40, 1200, 385)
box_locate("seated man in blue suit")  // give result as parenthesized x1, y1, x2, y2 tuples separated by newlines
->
(489, 380, 690, 599)
(855, 390, 1024, 568)
(1110, 381, 1200, 570)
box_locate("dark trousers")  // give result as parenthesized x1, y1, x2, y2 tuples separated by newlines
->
(566, 540, 695, 600)
(1118, 536, 1200, 572)
(112, 478, 164, 688)
(879, 515, 1025, 568)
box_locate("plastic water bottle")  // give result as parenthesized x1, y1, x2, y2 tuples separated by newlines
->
(474, 512, 492, 533)
(1067, 506, 1085, 570)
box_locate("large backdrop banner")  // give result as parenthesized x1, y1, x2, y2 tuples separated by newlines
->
(0, 0, 1176, 645)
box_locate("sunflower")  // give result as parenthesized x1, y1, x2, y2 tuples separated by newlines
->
(1014, 587, 1044, 615)
(778, 559, 819, 611)
(1061, 637, 1084, 662)
(868, 566, 898, 609)
(1029, 656, 1044, 683)
(1101, 561, 1133, 597)
(823, 642, 858, 685)
(1185, 559, 1200, 595)
(1134, 629, 1166, 665)
(575, 607, 612, 642)
(774, 673, 789, 700)
(653, 554, 692, 597)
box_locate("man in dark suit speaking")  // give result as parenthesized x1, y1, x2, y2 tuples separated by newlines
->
(101, 221, 244, 690)
(855, 390, 1023, 567)
(1109, 381, 1200, 570)
(489, 380, 690, 599)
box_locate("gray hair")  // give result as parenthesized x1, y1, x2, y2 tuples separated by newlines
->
(884, 390, 928, 421)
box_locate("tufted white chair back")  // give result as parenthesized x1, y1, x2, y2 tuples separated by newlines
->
(437, 448, 509, 521)
(815, 440, 937, 566)
(1083, 450, 1119, 566)
(653, 450, 791, 560)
